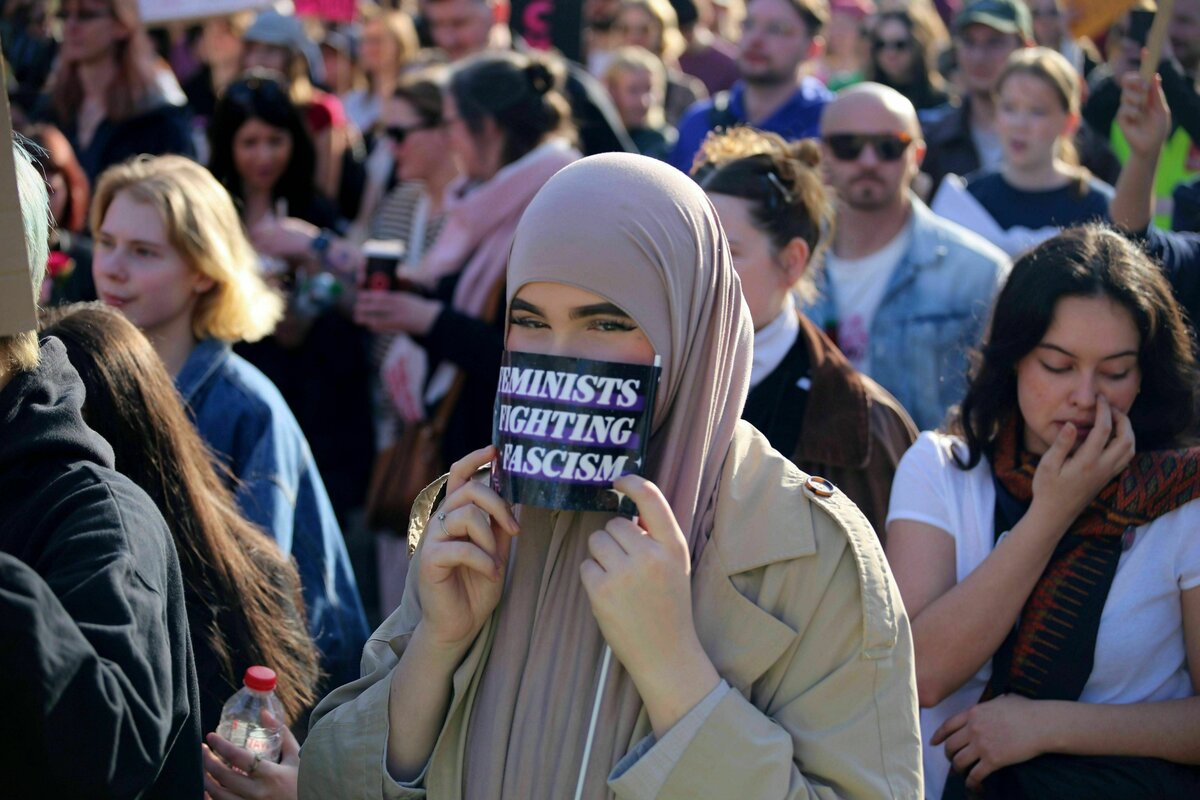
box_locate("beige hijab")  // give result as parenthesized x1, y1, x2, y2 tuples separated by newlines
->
(462, 153, 753, 799)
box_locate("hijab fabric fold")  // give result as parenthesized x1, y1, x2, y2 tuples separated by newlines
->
(462, 153, 753, 799)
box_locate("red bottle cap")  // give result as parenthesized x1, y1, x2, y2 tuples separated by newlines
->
(243, 666, 277, 692)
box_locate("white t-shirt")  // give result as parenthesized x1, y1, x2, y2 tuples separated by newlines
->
(887, 432, 1200, 798)
(825, 224, 912, 375)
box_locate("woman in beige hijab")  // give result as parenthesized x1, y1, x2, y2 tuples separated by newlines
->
(299, 154, 923, 799)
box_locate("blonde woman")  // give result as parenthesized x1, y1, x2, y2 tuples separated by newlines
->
(931, 47, 1113, 257)
(90, 155, 370, 690)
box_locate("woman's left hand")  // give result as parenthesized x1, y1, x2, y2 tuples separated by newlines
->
(353, 289, 442, 335)
(933, 694, 1046, 791)
(581, 475, 721, 737)
(202, 711, 299, 800)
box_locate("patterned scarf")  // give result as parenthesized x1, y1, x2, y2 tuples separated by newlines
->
(986, 417, 1200, 700)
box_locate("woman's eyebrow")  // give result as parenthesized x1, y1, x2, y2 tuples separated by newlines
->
(569, 302, 631, 320)
(1037, 343, 1138, 361)
(510, 298, 543, 315)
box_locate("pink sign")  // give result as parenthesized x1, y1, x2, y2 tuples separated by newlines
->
(294, 0, 356, 22)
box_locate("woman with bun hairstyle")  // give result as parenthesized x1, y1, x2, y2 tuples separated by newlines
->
(299, 152, 921, 800)
(89, 155, 369, 692)
(887, 226, 1200, 797)
(40, 303, 320, 740)
(694, 127, 917, 537)
(353, 51, 581, 472)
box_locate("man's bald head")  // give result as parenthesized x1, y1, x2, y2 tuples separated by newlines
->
(819, 82, 922, 139)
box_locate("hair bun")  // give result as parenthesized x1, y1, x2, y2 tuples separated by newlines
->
(524, 62, 554, 96)
(790, 139, 822, 169)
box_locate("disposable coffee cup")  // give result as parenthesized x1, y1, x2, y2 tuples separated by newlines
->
(362, 239, 406, 291)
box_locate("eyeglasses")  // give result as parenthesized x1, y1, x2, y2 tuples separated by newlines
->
(872, 38, 911, 53)
(823, 132, 914, 161)
(384, 124, 434, 144)
(56, 7, 112, 22)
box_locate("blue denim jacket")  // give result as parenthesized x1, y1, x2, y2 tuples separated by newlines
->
(803, 197, 1010, 432)
(177, 339, 369, 689)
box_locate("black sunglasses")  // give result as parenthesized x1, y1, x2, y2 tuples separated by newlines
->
(823, 132, 914, 162)
(384, 124, 434, 144)
(57, 7, 112, 22)
(872, 38, 911, 53)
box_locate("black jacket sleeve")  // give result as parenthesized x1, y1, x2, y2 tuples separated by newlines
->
(0, 477, 200, 799)
(1140, 227, 1200, 331)
(420, 305, 505, 377)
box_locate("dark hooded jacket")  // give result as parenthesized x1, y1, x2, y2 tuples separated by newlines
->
(0, 337, 202, 799)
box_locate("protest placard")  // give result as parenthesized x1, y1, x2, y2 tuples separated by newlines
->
(492, 351, 661, 515)
(0, 60, 36, 338)
(1066, 0, 1137, 39)
(139, 0, 275, 25)
(294, 0, 355, 22)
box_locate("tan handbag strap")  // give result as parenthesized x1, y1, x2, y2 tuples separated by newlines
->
(429, 271, 508, 434)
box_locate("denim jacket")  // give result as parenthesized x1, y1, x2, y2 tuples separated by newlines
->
(177, 339, 369, 689)
(804, 197, 1010, 432)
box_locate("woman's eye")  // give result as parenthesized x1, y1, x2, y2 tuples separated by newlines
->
(590, 319, 637, 333)
(134, 247, 158, 258)
(510, 315, 547, 329)
(1039, 361, 1070, 374)
(1104, 371, 1131, 381)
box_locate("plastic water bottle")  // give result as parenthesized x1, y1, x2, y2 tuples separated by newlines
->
(216, 666, 285, 763)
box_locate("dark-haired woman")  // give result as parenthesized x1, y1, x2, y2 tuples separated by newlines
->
(865, 7, 949, 114)
(694, 127, 917, 537)
(209, 69, 375, 523)
(353, 51, 580, 473)
(41, 304, 321, 800)
(886, 225, 1200, 798)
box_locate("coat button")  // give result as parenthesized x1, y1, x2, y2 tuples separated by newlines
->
(805, 476, 836, 497)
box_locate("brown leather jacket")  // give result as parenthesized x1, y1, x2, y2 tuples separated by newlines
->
(791, 314, 918, 542)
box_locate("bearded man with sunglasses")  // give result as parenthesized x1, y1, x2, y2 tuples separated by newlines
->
(803, 82, 1009, 431)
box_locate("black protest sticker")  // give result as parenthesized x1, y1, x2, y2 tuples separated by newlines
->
(491, 350, 660, 515)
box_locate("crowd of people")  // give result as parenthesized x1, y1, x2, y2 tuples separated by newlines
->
(2, 0, 1200, 797)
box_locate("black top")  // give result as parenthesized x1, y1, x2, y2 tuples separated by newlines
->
(742, 330, 812, 458)
(39, 99, 197, 186)
(965, 170, 1111, 231)
(415, 271, 507, 466)
(0, 338, 202, 799)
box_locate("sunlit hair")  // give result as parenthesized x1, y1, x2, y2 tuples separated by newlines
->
(994, 46, 1093, 195)
(41, 303, 320, 723)
(51, 0, 158, 124)
(392, 65, 448, 127)
(603, 46, 668, 129)
(616, 0, 686, 61)
(692, 128, 834, 304)
(1, 139, 50, 373)
(360, 6, 420, 85)
(90, 155, 283, 343)
(951, 225, 1198, 469)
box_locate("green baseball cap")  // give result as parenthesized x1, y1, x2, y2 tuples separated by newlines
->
(954, 0, 1033, 41)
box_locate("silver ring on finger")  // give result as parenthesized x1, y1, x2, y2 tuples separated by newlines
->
(247, 752, 263, 776)
(437, 511, 450, 537)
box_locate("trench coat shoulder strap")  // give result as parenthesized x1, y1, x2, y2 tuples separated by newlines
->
(803, 477, 902, 660)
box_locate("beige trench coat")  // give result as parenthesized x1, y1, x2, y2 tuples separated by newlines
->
(299, 423, 923, 799)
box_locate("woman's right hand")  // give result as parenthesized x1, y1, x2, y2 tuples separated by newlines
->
(1031, 395, 1136, 527)
(417, 446, 520, 656)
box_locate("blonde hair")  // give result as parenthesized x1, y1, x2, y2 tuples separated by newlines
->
(90, 156, 283, 344)
(996, 46, 1091, 194)
(617, 0, 687, 62)
(604, 46, 669, 129)
(1, 139, 50, 373)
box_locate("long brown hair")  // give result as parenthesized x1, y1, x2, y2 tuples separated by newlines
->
(40, 303, 321, 724)
(51, 0, 159, 124)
